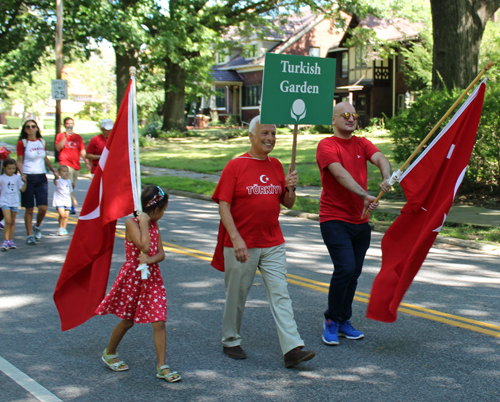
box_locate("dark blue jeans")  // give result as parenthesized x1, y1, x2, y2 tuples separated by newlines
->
(320, 220, 371, 323)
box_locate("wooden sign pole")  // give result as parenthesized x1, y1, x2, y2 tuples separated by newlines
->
(290, 124, 298, 172)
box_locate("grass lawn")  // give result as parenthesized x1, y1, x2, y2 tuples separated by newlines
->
(139, 127, 405, 199)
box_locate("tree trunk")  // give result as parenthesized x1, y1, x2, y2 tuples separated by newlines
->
(430, 0, 500, 90)
(115, 47, 138, 107)
(162, 58, 187, 132)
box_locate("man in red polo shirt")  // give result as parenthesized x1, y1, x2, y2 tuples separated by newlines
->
(211, 115, 315, 368)
(86, 119, 113, 177)
(316, 101, 392, 346)
(55, 118, 90, 213)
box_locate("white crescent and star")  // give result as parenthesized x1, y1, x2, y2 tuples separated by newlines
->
(260, 175, 269, 184)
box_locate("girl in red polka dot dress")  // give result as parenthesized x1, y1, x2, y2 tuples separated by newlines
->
(96, 185, 181, 382)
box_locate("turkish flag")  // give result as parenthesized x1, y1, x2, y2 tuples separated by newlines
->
(54, 80, 139, 331)
(367, 80, 486, 323)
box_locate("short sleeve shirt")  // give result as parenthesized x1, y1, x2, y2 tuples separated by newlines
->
(56, 132, 85, 170)
(52, 178, 73, 207)
(316, 135, 379, 224)
(212, 153, 286, 249)
(0, 174, 24, 208)
(16, 139, 47, 174)
(86, 134, 107, 174)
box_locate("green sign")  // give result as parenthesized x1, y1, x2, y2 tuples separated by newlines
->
(260, 53, 336, 125)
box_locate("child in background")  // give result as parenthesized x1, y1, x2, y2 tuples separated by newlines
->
(95, 186, 181, 383)
(0, 158, 27, 250)
(53, 165, 77, 236)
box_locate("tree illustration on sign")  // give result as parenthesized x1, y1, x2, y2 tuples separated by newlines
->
(291, 99, 306, 121)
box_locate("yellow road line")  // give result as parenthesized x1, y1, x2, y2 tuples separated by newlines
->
(55, 214, 500, 338)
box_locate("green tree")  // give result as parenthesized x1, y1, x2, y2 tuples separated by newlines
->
(0, 0, 55, 96)
(3, 60, 53, 127)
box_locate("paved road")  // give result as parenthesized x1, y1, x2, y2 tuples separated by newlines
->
(1, 177, 500, 401)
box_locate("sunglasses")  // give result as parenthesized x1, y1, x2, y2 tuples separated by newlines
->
(26, 124, 38, 129)
(336, 112, 360, 120)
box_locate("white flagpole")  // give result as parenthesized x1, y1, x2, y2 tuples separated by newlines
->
(129, 67, 142, 212)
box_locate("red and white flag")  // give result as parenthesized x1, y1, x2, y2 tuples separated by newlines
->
(54, 80, 139, 331)
(367, 80, 487, 323)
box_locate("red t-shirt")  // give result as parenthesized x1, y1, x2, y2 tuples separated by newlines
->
(86, 134, 107, 174)
(212, 153, 287, 249)
(55, 132, 85, 170)
(316, 135, 380, 224)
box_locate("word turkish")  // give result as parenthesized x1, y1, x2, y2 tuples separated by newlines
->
(281, 61, 321, 75)
(246, 184, 283, 195)
(279, 60, 321, 94)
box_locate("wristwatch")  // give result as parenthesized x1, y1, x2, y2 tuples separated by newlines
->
(285, 186, 296, 192)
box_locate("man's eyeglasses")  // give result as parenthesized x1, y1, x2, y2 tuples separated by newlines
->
(336, 112, 360, 120)
(26, 125, 38, 129)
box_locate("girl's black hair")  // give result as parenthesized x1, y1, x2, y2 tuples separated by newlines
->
(19, 120, 42, 140)
(135, 185, 169, 217)
(2, 158, 18, 174)
(63, 117, 74, 124)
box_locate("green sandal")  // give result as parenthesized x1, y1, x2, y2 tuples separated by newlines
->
(156, 365, 181, 382)
(101, 348, 129, 372)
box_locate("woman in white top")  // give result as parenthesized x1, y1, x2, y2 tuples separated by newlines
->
(16, 120, 59, 245)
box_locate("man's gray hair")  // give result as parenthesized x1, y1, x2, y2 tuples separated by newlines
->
(249, 115, 260, 135)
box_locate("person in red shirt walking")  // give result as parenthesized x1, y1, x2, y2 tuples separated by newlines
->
(316, 102, 392, 346)
(55, 118, 90, 213)
(211, 115, 315, 368)
(86, 119, 113, 177)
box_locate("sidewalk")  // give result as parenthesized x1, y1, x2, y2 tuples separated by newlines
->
(3, 141, 499, 254)
(140, 165, 500, 228)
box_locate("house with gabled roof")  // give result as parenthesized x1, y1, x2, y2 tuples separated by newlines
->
(327, 14, 422, 127)
(196, 11, 421, 127)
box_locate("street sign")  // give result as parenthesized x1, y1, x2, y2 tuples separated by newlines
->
(260, 53, 336, 125)
(51, 79, 68, 100)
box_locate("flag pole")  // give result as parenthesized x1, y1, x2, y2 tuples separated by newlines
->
(129, 66, 142, 212)
(362, 60, 494, 219)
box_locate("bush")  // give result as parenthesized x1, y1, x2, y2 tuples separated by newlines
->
(364, 116, 386, 134)
(224, 115, 241, 127)
(386, 82, 500, 196)
(139, 134, 156, 147)
(6, 116, 22, 129)
(158, 129, 185, 138)
(144, 121, 162, 138)
(208, 118, 221, 127)
(311, 125, 333, 134)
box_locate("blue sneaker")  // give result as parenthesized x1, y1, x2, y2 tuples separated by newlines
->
(322, 319, 340, 345)
(339, 320, 364, 340)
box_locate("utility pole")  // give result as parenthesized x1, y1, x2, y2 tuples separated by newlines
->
(55, 0, 63, 162)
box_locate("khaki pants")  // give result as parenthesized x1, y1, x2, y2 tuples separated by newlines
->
(222, 244, 304, 355)
(66, 166, 79, 188)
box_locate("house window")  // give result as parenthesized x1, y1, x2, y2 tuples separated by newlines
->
(355, 46, 367, 68)
(243, 85, 261, 107)
(309, 47, 320, 57)
(248, 44, 258, 59)
(215, 88, 226, 108)
(216, 50, 230, 64)
(341, 52, 348, 77)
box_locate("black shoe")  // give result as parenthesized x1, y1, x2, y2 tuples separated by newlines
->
(223, 345, 247, 359)
(284, 347, 315, 368)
